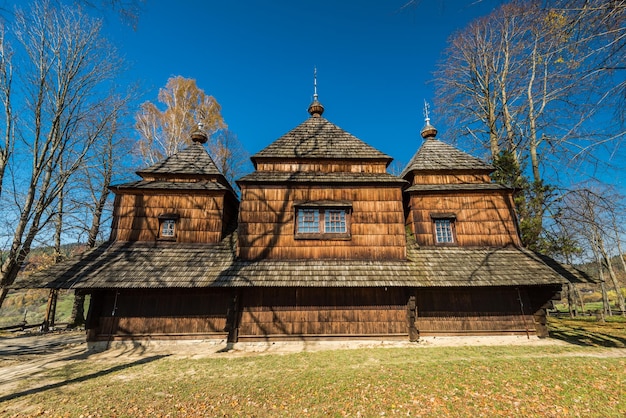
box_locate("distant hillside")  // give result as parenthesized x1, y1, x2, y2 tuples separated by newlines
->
(0, 242, 96, 329)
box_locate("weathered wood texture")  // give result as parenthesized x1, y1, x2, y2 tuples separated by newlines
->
(409, 171, 492, 185)
(415, 287, 554, 335)
(86, 289, 231, 341)
(407, 191, 521, 247)
(237, 287, 409, 339)
(110, 192, 228, 243)
(140, 175, 223, 182)
(84, 286, 559, 341)
(238, 186, 406, 259)
(255, 159, 388, 173)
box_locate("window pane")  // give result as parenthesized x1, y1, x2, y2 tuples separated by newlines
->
(434, 219, 453, 243)
(161, 219, 176, 237)
(325, 210, 346, 233)
(297, 209, 319, 233)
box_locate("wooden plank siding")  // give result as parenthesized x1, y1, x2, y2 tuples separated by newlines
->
(407, 190, 522, 247)
(255, 159, 389, 174)
(237, 288, 410, 340)
(415, 287, 553, 336)
(86, 289, 232, 341)
(409, 171, 492, 185)
(110, 192, 228, 243)
(237, 186, 407, 260)
(84, 286, 559, 341)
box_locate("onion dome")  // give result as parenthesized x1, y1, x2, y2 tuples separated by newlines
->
(421, 121, 438, 139)
(190, 123, 208, 144)
(308, 98, 325, 117)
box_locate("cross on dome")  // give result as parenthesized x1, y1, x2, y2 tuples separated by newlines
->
(308, 67, 325, 117)
(421, 100, 438, 139)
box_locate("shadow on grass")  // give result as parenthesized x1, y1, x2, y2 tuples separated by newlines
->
(548, 319, 626, 348)
(0, 354, 168, 402)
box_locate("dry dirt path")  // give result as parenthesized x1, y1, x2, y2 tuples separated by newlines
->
(0, 331, 87, 398)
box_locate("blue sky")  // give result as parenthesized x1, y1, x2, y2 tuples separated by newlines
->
(104, 0, 505, 171)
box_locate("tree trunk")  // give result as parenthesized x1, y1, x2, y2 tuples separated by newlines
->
(573, 285, 585, 315)
(613, 227, 626, 316)
(567, 282, 577, 317)
(54, 182, 64, 263)
(598, 237, 626, 314)
(69, 291, 85, 327)
(600, 279, 611, 318)
(0, 286, 9, 311)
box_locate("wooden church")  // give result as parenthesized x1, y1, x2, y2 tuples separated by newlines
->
(26, 90, 585, 343)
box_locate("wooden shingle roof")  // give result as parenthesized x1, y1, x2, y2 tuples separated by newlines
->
(406, 246, 579, 287)
(110, 180, 230, 192)
(112, 142, 237, 196)
(401, 138, 493, 177)
(251, 117, 392, 164)
(136, 142, 222, 178)
(18, 237, 421, 289)
(19, 233, 589, 290)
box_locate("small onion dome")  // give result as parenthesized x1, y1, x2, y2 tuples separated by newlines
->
(190, 125, 208, 144)
(420, 121, 438, 140)
(308, 99, 324, 117)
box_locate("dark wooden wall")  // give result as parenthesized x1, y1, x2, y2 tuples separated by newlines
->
(415, 287, 555, 336)
(407, 191, 522, 247)
(86, 288, 232, 341)
(110, 191, 228, 243)
(85, 286, 558, 341)
(237, 186, 406, 260)
(236, 287, 410, 340)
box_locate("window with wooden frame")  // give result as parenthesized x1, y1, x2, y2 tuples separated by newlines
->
(295, 201, 352, 239)
(431, 213, 456, 245)
(158, 213, 180, 240)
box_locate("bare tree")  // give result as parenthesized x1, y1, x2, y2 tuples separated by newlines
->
(0, 1, 126, 308)
(0, 24, 13, 201)
(435, 0, 626, 251)
(65, 110, 133, 327)
(208, 129, 250, 188)
(558, 186, 626, 315)
(1, 0, 145, 28)
(135, 76, 226, 166)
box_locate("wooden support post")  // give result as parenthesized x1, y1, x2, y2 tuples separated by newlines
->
(225, 291, 241, 343)
(407, 293, 419, 342)
(42, 289, 59, 332)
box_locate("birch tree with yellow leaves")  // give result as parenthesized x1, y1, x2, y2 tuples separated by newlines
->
(135, 76, 226, 165)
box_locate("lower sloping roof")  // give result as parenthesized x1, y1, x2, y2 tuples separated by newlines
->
(17, 233, 588, 290)
(407, 246, 583, 286)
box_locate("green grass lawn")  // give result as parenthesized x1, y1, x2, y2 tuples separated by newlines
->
(1, 318, 625, 417)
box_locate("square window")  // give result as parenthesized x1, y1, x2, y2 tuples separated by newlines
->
(325, 210, 346, 233)
(161, 219, 176, 238)
(297, 209, 320, 233)
(434, 219, 454, 244)
(295, 204, 351, 239)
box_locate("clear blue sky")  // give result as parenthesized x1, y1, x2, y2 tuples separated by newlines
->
(105, 0, 504, 170)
